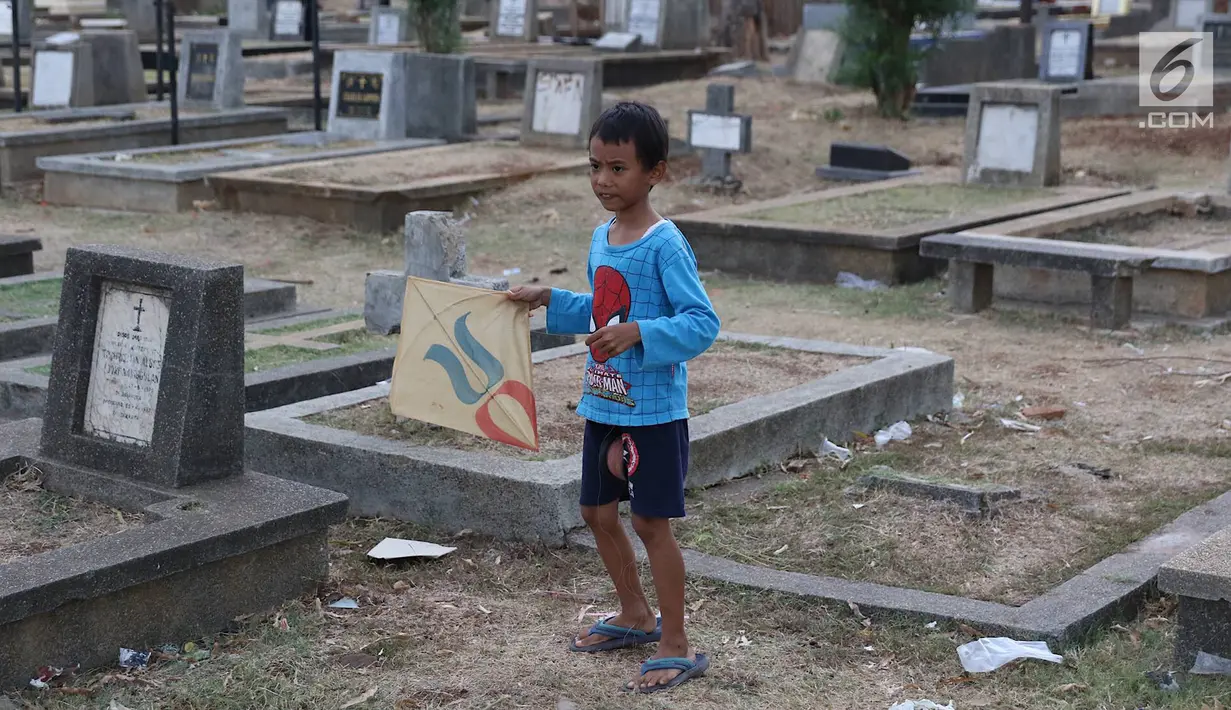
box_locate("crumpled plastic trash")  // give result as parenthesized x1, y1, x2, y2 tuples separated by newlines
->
(874, 421, 912, 448)
(889, 701, 955, 710)
(118, 648, 150, 669)
(821, 438, 852, 461)
(836, 271, 886, 291)
(1191, 651, 1231, 675)
(956, 637, 1064, 673)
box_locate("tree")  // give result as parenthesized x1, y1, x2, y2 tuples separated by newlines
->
(835, 0, 975, 119)
(409, 0, 462, 53)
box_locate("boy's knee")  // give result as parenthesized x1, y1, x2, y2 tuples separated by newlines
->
(631, 513, 670, 542)
(581, 502, 620, 530)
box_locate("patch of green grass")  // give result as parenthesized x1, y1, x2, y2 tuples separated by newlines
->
(252, 313, 365, 336)
(0, 277, 62, 319)
(743, 184, 1056, 230)
(245, 328, 396, 373)
(708, 275, 948, 321)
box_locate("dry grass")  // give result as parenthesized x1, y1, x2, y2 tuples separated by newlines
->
(0, 464, 145, 566)
(1055, 212, 1231, 252)
(267, 144, 582, 187)
(310, 340, 866, 460)
(742, 184, 1056, 229)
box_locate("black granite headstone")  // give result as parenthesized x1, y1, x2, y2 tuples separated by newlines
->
(815, 142, 921, 182)
(184, 42, 218, 102)
(336, 71, 383, 120)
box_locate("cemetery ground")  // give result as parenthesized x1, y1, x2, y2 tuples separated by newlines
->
(3, 76, 1231, 707)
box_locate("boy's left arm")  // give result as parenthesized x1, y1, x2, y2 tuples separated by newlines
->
(634, 242, 721, 370)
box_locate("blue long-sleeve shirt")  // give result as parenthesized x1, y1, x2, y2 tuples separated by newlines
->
(546, 218, 720, 427)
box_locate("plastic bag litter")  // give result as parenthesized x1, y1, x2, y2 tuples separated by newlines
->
(956, 637, 1064, 673)
(821, 438, 852, 461)
(836, 271, 886, 291)
(118, 648, 150, 669)
(1191, 651, 1231, 675)
(889, 701, 955, 710)
(875, 421, 912, 448)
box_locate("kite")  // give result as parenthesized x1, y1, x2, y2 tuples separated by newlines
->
(388, 276, 539, 451)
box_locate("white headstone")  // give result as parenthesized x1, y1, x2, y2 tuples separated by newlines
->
(32, 50, 74, 107)
(496, 0, 527, 36)
(0, 2, 11, 36)
(690, 113, 744, 151)
(82, 281, 171, 448)
(626, 0, 661, 45)
(1046, 28, 1084, 78)
(1176, 0, 1206, 28)
(375, 12, 401, 43)
(273, 0, 303, 36)
(531, 71, 584, 135)
(975, 104, 1038, 173)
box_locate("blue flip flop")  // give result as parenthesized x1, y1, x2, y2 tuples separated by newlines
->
(628, 653, 710, 694)
(569, 615, 662, 652)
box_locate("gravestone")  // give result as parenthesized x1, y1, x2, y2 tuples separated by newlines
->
(368, 5, 409, 44)
(816, 142, 921, 182)
(0, 0, 34, 43)
(31, 42, 94, 109)
(270, 0, 307, 40)
(1039, 20, 1094, 82)
(801, 1, 846, 30)
(228, 0, 271, 38)
(686, 83, 751, 192)
(81, 30, 147, 105)
(113, 0, 158, 41)
(405, 53, 476, 140)
(614, 0, 708, 49)
(789, 29, 846, 84)
(520, 57, 603, 149)
(962, 82, 1062, 188)
(178, 30, 245, 111)
(365, 211, 509, 336)
(489, 0, 537, 41)
(328, 50, 408, 140)
(1202, 14, 1231, 68)
(1171, 0, 1210, 29)
(594, 30, 641, 51)
(626, 0, 663, 45)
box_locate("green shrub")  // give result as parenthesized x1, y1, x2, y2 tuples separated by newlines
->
(408, 0, 462, 53)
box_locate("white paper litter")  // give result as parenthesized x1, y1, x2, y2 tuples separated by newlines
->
(329, 597, 359, 609)
(956, 637, 1064, 673)
(889, 701, 955, 710)
(875, 421, 912, 448)
(1000, 418, 1041, 433)
(367, 537, 457, 560)
(821, 438, 852, 461)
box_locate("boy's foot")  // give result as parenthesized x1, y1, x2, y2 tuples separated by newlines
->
(626, 646, 707, 692)
(571, 612, 660, 652)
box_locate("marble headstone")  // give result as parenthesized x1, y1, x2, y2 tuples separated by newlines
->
(31, 42, 95, 108)
(962, 82, 1062, 187)
(178, 30, 245, 110)
(490, 0, 537, 41)
(327, 50, 409, 140)
(368, 5, 409, 44)
(520, 57, 603, 148)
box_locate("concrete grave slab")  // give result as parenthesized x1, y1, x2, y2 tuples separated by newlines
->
(520, 57, 603, 149)
(208, 142, 589, 232)
(964, 190, 1231, 325)
(963, 82, 1063, 188)
(368, 6, 409, 44)
(1159, 526, 1231, 668)
(490, 0, 537, 41)
(0, 270, 317, 364)
(328, 50, 407, 141)
(405, 53, 477, 140)
(671, 169, 1129, 285)
(0, 242, 346, 691)
(570, 487, 1231, 647)
(0, 103, 290, 188)
(178, 30, 246, 111)
(245, 334, 953, 542)
(851, 467, 1022, 519)
(38, 132, 445, 213)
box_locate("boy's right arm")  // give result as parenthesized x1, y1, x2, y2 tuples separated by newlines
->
(546, 288, 593, 335)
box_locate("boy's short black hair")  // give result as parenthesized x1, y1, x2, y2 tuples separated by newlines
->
(588, 101, 669, 171)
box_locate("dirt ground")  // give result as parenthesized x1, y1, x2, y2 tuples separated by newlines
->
(4, 74, 1231, 708)
(313, 340, 864, 460)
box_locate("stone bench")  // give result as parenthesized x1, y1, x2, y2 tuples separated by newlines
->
(0, 236, 42, 278)
(919, 232, 1156, 330)
(1158, 526, 1231, 670)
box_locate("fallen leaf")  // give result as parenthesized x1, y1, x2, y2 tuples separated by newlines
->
(341, 687, 378, 708)
(1022, 406, 1067, 420)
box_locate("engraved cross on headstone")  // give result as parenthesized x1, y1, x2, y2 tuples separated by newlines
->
(133, 298, 145, 332)
(687, 83, 753, 192)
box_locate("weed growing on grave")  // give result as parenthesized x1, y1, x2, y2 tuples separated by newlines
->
(0, 277, 62, 319)
(244, 329, 397, 373)
(835, 0, 976, 118)
(406, 0, 462, 54)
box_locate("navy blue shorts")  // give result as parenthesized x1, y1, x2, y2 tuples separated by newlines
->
(580, 418, 689, 519)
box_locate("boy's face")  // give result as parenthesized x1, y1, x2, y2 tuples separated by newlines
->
(589, 137, 665, 213)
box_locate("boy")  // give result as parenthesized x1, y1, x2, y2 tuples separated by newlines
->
(506, 101, 720, 694)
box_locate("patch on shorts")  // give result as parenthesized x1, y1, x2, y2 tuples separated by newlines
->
(621, 433, 640, 476)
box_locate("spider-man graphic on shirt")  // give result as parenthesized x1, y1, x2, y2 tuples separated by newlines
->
(584, 265, 636, 407)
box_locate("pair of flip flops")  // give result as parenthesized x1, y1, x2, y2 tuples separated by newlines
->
(569, 616, 708, 694)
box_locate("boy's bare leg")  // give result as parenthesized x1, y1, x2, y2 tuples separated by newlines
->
(627, 514, 693, 690)
(574, 501, 658, 647)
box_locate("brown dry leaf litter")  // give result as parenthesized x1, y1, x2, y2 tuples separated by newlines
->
(744, 184, 1056, 230)
(268, 144, 581, 187)
(0, 465, 146, 566)
(310, 340, 867, 459)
